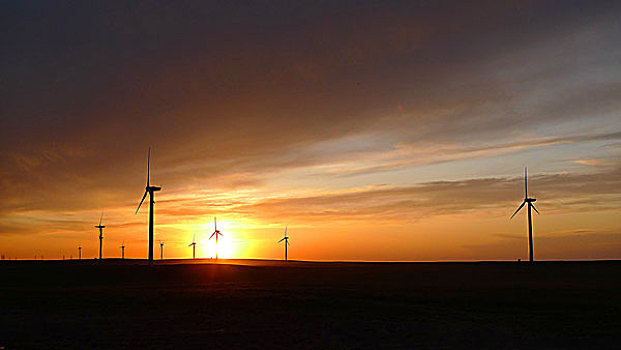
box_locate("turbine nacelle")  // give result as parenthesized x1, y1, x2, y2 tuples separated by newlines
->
(209, 230, 222, 239)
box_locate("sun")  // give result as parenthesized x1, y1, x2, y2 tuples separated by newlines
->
(201, 234, 234, 259)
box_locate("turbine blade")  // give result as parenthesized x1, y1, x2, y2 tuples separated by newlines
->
(531, 203, 540, 215)
(209, 231, 216, 240)
(188, 243, 193, 247)
(193, 234, 196, 243)
(147, 147, 151, 186)
(524, 167, 528, 198)
(284, 225, 287, 234)
(135, 190, 148, 214)
(99, 211, 103, 226)
(510, 201, 526, 219)
(214, 217, 217, 231)
(278, 237, 285, 243)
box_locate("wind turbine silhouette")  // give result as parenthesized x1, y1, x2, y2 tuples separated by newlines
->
(120, 241, 125, 259)
(209, 217, 223, 260)
(188, 234, 197, 259)
(159, 240, 164, 260)
(78, 246, 82, 260)
(510, 167, 540, 262)
(278, 225, 290, 261)
(94, 211, 105, 260)
(135, 147, 162, 264)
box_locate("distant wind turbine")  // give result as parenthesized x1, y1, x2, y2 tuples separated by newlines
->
(135, 147, 162, 264)
(510, 167, 540, 262)
(120, 241, 125, 259)
(209, 217, 223, 259)
(94, 211, 105, 260)
(78, 246, 82, 260)
(188, 234, 197, 259)
(278, 225, 290, 261)
(160, 240, 164, 260)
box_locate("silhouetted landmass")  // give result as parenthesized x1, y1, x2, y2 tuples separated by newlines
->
(1, 260, 620, 349)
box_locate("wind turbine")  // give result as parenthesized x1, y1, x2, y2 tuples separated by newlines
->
(135, 147, 162, 264)
(159, 240, 164, 260)
(188, 234, 197, 259)
(120, 241, 125, 259)
(78, 246, 82, 260)
(510, 167, 540, 262)
(278, 225, 290, 261)
(209, 217, 223, 260)
(94, 211, 105, 260)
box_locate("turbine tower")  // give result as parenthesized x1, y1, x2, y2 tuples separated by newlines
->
(120, 241, 125, 259)
(209, 217, 223, 260)
(78, 246, 82, 260)
(188, 234, 197, 259)
(94, 211, 105, 260)
(510, 167, 540, 262)
(135, 147, 162, 264)
(278, 225, 290, 261)
(159, 240, 164, 260)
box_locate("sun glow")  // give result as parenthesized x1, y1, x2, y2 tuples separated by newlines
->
(196, 218, 238, 259)
(199, 235, 234, 259)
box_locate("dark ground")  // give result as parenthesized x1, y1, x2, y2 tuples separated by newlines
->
(1, 259, 620, 349)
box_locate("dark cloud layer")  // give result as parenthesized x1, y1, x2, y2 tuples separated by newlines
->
(3, 0, 619, 150)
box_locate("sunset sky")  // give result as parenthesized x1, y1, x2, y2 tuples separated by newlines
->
(1, 0, 620, 261)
